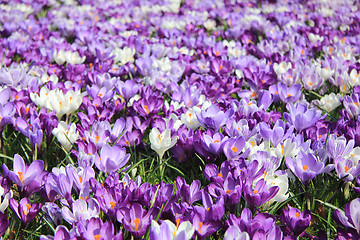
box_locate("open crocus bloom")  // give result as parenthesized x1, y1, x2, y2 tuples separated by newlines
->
(149, 128, 178, 159)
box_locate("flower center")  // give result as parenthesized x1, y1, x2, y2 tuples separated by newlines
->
(303, 165, 309, 172)
(295, 212, 300, 221)
(133, 218, 141, 231)
(231, 146, 237, 152)
(24, 203, 31, 215)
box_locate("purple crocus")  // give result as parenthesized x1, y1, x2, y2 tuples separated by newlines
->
(121, 203, 159, 238)
(9, 197, 41, 225)
(333, 198, 360, 238)
(285, 151, 325, 183)
(0, 211, 9, 237)
(243, 178, 279, 209)
(78, 217, 121, 240)
(280, 205, 311, 236)
(283, 103, 325, 132)
(115, 79, 139, 102)
(2, 154, 44, 190)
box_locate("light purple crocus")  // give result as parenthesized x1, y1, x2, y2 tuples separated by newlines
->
(94, 144, 130, 174)
(2, 154, 44, 189)
(196, 104, 234, 130)
(61, 198, 100, 225)
(285, 151, 325, 183)
(280, 205, 311, 236)
(276, 82, 302, 104)
(283, 103, 325, 132)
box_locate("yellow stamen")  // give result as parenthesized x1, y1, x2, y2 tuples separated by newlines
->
(303, 165, 309, 172)
(198, 222, 203, 233)
(18, 172, 24, 183)
(134, 218, 141, 231)
(110, 201, 116, 209)
(231, 146, 237, 152)
(144, 105, 149, 115)
(295, 212, 300, 221)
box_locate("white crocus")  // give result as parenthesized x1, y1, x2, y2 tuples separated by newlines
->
(31, 87, 83, 119)
(180, 107, 201, 130)
(349, 68, 360, 87)
(64, 51, 86, 65)
(0, 186, 12, 213)
(273, 61, 292, 76)
(40, 73, 58, 84)
(265, 171, 289, 204)
(112, 47, 136, 66)
(314, 93, 341, 112)
(52, 121, 79, 151)
(274, 138, 299, 159)
(151, 219, 194, 240)
(149, 128, 178, 160)
(65, 90, 83, 115)
(53, 49, 67, 65)
(316, 65, 334, 80)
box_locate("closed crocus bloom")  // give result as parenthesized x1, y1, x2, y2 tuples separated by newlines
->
(52, 121, 79, 152)
(2, 154, 44, 189)
(149, 128, 178, 160)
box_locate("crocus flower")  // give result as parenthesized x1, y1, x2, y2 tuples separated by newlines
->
(285, 151, 325, 183)
(2, 154, 44, 189)
(243, 178, 279, 209)
(196, 104, 234, 130)
(121, 203, 159, 238)
(9, 197, 41, 225)
(333, 198, 360, 238)
(40, 225, 71, 240)
(61, 198, 100, 225)
(283, 103, 325, 132)
(52, 121, 79, 152)
(79, 217, 120, 240)
(280, 205, 311, 236)
(224, 226, 250, 240)
(94, 144, 130, 174)
(149, 128, 178, 159)
(150, 219, 194, 240)
(0, 211, 9, 237)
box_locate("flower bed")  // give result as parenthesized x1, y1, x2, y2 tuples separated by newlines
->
(0, 0, 360, 239)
